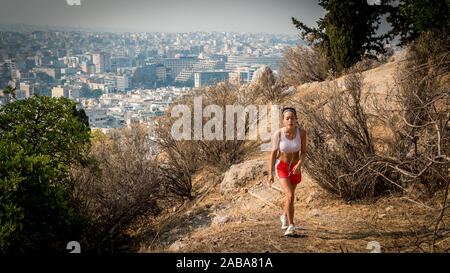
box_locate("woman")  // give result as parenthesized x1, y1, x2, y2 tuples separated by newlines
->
(268, 107, 306, 236)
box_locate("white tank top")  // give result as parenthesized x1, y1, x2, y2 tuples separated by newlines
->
(272, 127, 301, 153)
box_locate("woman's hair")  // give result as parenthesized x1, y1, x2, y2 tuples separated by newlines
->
(281, 107, 297, 118)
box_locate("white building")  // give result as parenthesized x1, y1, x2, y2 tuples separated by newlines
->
(84, 109, 109, 127)
(194, 70, 229, 88)
(116, 75, 130, 91)
(51, 86, 69, 98)
(92, 52, 111, 73)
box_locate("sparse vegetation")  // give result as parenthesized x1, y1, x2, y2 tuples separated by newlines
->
(248, 66, 289, 103)
(70, 125, 166, 253)
(280, 44, 331, 86)
(292, 71, 396, 200)
(154, 79, 259, 176)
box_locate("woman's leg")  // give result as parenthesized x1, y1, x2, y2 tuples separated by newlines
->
(279, 178, 297, 225)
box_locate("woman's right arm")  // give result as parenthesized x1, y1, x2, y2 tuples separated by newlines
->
(269, 149, 277, 176)
(268, 130, 280, 186)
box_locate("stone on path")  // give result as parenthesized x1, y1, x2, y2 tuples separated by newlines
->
(220, 159, 268, 195)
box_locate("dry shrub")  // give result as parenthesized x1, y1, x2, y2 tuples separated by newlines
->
(280, 44, 331, 86)
(369, 30, 449, 252)
(248, 65, 289, 104)
(293, 72, 397, 200)
(70, 124, 163, 253)
(293, 30, 449, 205)
(373, 30, 449, 195)
(154, 80, 259, 175)
(153, 112, 197, 199)
(350, 57, 382, 73)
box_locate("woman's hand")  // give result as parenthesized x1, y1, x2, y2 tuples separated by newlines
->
(268, 173, 274, 187)
(292, 162, 302, 174)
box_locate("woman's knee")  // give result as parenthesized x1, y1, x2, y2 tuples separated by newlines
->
(285, 192, 294, 203)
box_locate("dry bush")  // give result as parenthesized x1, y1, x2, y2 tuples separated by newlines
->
(378, 45, 395, 63)
(292, 32, 449, 252)
(371, 30, 449, 196)
(293, 72, 397, 200)
(70, 125, 164, 253)
(154, 80, 258, 175)
(350, 57, 382, 73)
(248, 66, 289, 104)
(153, 113, 197, 199)
(280, 44, 331, 86)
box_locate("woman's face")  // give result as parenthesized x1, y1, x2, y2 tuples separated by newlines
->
(283, 111, 296, 128)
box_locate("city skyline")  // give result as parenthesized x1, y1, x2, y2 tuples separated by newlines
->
(0, 0, 326, 35)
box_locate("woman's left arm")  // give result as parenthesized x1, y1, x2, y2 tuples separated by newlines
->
(293, 130, 306, 174)
(299, 130, 307, 164)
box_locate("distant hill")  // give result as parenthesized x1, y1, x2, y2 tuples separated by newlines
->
(0, 23, 145, 33)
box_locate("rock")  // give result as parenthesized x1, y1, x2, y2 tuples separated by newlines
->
(286, 86, 297, 95)
(392, 49, 407, 62)
(306, 192, 317, 204)
(250, 65, 272, 84)
(300, 81, 318, 89)
(377, 213, 386, 219)
(220, 159, 267, 195)
(310, 209, 321, 217)
(213, 215, 230, 226)
(168, 240, 187, 252)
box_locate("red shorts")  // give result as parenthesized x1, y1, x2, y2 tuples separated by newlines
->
(274, 159, 302, 184)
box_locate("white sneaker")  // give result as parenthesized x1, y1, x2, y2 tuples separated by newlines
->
(284, 224, 295, 236)
(280, 215, 288, 230)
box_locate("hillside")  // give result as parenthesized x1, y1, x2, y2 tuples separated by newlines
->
(136, 55, 449, 253)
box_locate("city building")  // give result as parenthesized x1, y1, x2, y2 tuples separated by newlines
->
(157, 56, 198, 79)
(92, 52, 111, 73)
(116, 75, 130, 91)
(19, 82, 35, 98)
(194, 70, 229, 88)
(226, 56, 282, 71)
(51, 86, 69, 98)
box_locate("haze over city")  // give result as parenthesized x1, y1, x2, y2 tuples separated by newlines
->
(0, 0, 326, 34)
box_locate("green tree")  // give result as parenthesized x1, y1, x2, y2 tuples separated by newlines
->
(72, 105, 90, 128)
(36, 72, 54, 83)
(2, 86, 16, 101)
(292, 0, 390, 71)
(0, 90, 93, 253)
(91, 88, 103, 98)
(80, 83, 91, 97)
(387, 0, 449, 46)
(79, 83, 103, 99)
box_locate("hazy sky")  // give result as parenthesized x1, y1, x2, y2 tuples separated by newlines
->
(0, 0, 326, 34)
